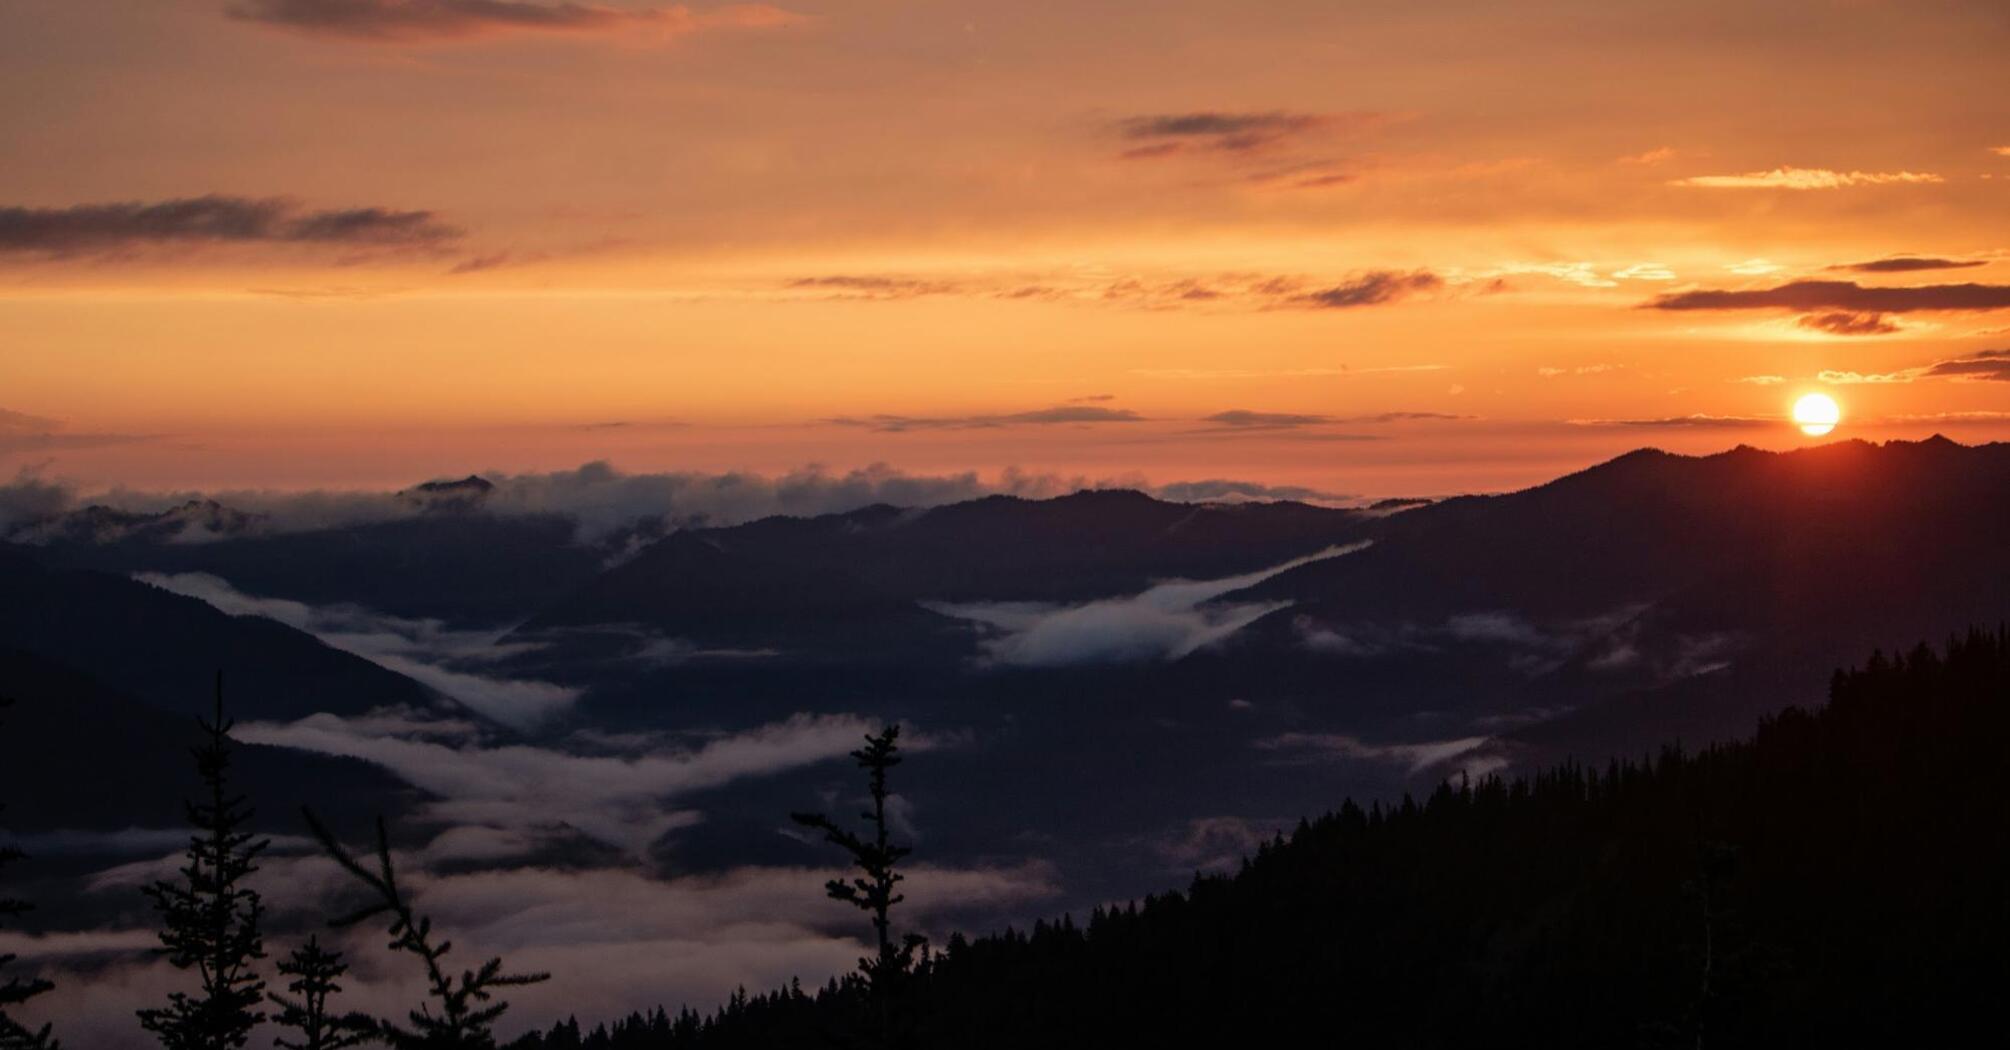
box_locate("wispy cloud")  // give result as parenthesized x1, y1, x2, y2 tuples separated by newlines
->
(1198, 410, 1332, 429)
(0, 407, 156, 454)
(1617, 146, 1676, 166)
(1134, 364, 1446, 380)
(1566, 414, 1775, 429)
(1196, 409, 1469, 432)
(1922, 348, 2010, 382)
(1115, 111, 1331, 157)
(1286, 270, 1442, 309)
(1647, 280, 2010, 314)
(1798, 310, 1899, 335)
(1833, 256, 1986, 274)
(826, 406, 1145, 432)
(928, 543, 1367, 667)
(133, 571, 578, 729)
(1671, 167, 1942, 189)
(1818, 369, 1914, 385)
(238, 711, 933, 853)
(1253, 732, 1503, 777)
(227, 1, 801, 45)
(786, 275, 960, 300)
(0, 196, 459, 256)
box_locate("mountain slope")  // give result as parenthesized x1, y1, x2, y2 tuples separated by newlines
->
(519, 491, 1369, 651)
(0, 647, 412, 832)
(0, 544, 441, 721)
(513, 630, 2010, 1049)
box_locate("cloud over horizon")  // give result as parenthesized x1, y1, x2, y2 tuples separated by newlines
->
(1286, 271, 1443, 309)
(0, 196, 460, 256)
(1833, 257, 1987, 274)
(1648, 280, 2010, 314)
(238, 709, 938, 853)
(133, 571, 580, 728)
(1671, 167, 1943, 189)
(827, 406, 1146, 432)
(1115, 111, 1331, 158)
(226, 0, 801, 45)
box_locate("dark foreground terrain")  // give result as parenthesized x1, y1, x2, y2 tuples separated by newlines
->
(515, 629, 2010, 1049)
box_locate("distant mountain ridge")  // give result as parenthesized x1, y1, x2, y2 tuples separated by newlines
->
(516, 489, 1373, 653)
(0, 544, 445, 722)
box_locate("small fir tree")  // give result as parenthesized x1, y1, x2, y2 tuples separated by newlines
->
(269, 936, 378, 1050)
(138, 673, 269, 1050)
(791, 725, 927, 1044)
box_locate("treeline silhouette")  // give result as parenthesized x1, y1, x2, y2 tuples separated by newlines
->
(509, 628, 2010, 1049)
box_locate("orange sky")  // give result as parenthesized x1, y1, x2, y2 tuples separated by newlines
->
(3, 0, 2008, 496)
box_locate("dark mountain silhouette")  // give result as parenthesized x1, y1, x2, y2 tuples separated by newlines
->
(1215, 436, 2010, 753)
(0, 544, 441, 721)
(521, 529, 964, 656)
(19, 499, 265, 546)
(23, 508, 606, 625)
(510, 629, 2010, 1049)
(517, 490, 1368, 652)
(0, 648, 406, 831)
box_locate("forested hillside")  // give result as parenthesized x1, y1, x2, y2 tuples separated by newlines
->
(514, 628, 2010, 1049)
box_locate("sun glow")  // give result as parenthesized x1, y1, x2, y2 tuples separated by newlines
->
(1792, 393, 1842, 437)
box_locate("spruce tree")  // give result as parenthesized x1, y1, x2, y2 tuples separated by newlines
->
(303, 811, 547, 1049)
(791, 725, 926, 1044)
(269, 936, 378, 1050)
(138, 673, 269, 1050)
(0, 698, 58, 1050)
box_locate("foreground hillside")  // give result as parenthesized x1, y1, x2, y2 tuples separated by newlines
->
(516, 629, 2010, 1048)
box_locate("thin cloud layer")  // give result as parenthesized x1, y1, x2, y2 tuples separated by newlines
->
(227, 1, 800, 44)
(786, 275, 960, 299)
(238, 710, 928, 853)
(0, 460, 1392, 547)
(1834, 257, 1986, 273)
(1287, 271, 1443, 309)
(827, 406, 1145, 432)
(1567, 414, 1775, 429)
(0, 196, 460, 255)
(1199, 410, 1332, 429)
(1923, 348, 2010, 382)
(0, 408, 154, 454)
(1671, 167, 1943, 189)
(929, 543, 1367, 667)
(22, 855, 1057, 1049)
(1254, 732, 1500, 777)
(1798, 310, 1899, 336)
(1115, 111, 1328, 158)
(134, 571, 579, 728)
(1647, 280, 2010, 313)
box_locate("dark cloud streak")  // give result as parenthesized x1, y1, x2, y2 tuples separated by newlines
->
(827, 406, 1145, 432)
(227, 1, 797, 44)
(0, 196, 460, 255)
(1923, 349, 2010, 382)
(1287, 271, 1443, 309)
(1647, 280, 2010, 313)
(1834, 257, 1987, 274)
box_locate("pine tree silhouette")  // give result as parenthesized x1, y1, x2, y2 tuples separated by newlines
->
(269, 936, 378, 1050)
(137, 673, 269, 1050)
(303, 810, 548, 1049)
(791, 725, 926, 1046)
(0, 698, 58, 1050)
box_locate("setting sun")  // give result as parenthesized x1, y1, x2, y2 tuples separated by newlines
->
(1793, 393, 1842, 437)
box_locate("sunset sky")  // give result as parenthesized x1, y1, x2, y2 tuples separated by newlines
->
(4, 0, 2008, 496)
